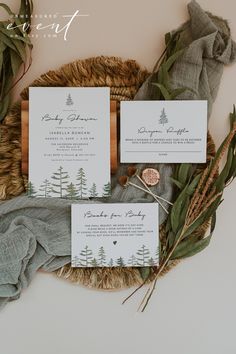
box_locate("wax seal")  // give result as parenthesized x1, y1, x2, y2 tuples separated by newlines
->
(142, 168, 160, 186)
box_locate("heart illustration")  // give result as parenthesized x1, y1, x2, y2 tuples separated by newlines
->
(113, 241, 117, 245)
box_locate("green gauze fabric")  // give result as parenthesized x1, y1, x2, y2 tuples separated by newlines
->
(0, 0, 235, 310)
(135, 0, 236, 117)
(0, 196, 82, 309)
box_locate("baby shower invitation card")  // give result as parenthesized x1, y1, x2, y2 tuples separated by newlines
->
(29, 87, 111, 198)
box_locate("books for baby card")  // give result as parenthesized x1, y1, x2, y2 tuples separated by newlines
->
(28, 87, 111, 198)
(71, 203, 159, 267)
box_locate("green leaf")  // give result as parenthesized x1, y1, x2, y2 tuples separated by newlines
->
(164, 49, 184, 71)
(0, 31, 18, 52)
(210, 212, 217, 233)
(152, 83, 171, 100)
(0, 58, 13, 98)
(165, 216, 172, 233)
(12, 34, 32, 45)
(167, 230, 176, 249)
(228, 152, 236, 180)
(0, 24, 17, 38)
(0, 24, 31, 45)
(170, 177, 184, 190)
(170, 88, 187, 99)
(157, 65, 164, 84)
(19, 0, 33, 27)
(178, 163, 192, 185)
(214, 147, 234, 191)
(0, 41, 6, 52)
(170, 184, 190, 233)
(229, 105, 236, 130)
(210, 134, 229, 171)
(171, 234, 212, 259)
(0, 3, 15, 16)
(0, 2, 32, 36)
(179, 195, 190, 228)
(0, 50, 3, 76)
(158, 64, 170, 91)
(139, 267, 151, 281)
(0, 93, 11, 120)
(3, 60, 13, 83)
(11, 36, 26, 61)
(19, 0, 27, 22)
(183, 196, 221, 238)
(165, 30, 184, 59)
(165, 32, 171, 46)
(10, 49, 22, 76)
(186, 173, 201, 196)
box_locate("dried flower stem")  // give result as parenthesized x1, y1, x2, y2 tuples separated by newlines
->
(188, 124, 236, 222)
(191, 192, 222, 223)
(187, 166, 209, 219)
(134, 171, 226, 311)
(139, 190, 222, 311)
(194, 124, 236, 212)
(203, 187, 216, 206)
(139, 224, 188, 311)
(123, 119, 236, 311)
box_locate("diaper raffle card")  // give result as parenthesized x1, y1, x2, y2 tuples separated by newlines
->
(29, 87, 110, 198)
(71, 203, 159, 267)
(121, 100, 207, 163)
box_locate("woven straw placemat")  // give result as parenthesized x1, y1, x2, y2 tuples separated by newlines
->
(0, 56, 216, 290)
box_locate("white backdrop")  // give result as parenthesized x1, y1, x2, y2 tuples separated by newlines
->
(0, 1, 235, 353)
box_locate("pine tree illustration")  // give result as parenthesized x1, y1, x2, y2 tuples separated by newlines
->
(66, 93, 74, 106)
(128, 255, 138, 266)
(116, 257, 126, 267)
(38, 179, 51, 198)
(98, 246, 106, 266)
(71, 255, 80, 267)
(89, 183, 98, 198)
(27, 181, 37, 197)
(79, 246, 93, 267)
(102, 182, 111, 197)
(66, 182, 78, 199)
(108, 258, 114, 267)
(159, 108, 168, 126)
(76, 167, 87, 199)
(148, 257, 156, 266)
(51, 166, 69, 198)
(136, 245, 150, 266)
(91, 258, 99, 267)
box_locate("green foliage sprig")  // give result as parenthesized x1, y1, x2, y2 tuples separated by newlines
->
(151, 29, 189, 100)
(0, 0, 33, 121)
(124, 108, 236, 311)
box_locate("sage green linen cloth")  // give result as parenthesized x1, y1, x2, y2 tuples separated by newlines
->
(0, 197, 73, 309)
(0, 0, 235, 310)
(135, 0, 236, 118)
